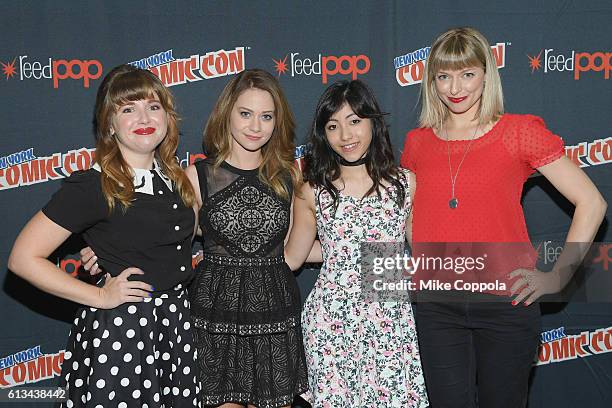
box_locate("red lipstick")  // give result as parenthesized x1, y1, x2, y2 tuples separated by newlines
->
(448, 96, 467, 103)
(134, 127, 156, 135)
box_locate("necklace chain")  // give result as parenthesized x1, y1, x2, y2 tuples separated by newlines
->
(445, 123, 479, 209)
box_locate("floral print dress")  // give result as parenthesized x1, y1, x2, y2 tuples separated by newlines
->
(302, 169, 428, 407)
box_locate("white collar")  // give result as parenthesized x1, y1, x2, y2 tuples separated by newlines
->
(92, 158, 173, 195)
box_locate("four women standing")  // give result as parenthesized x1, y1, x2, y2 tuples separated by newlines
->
(8, 26, 606, 408)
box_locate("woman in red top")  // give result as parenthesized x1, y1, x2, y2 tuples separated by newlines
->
(401, 27, 606, 408)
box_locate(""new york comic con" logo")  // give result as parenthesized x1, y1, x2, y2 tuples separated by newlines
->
(129, 47, 246, 87)
(394, 42, 507, 87)
(0, 346, 64, 388)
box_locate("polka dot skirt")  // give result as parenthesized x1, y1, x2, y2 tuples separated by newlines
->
(60, 284, 200, 407)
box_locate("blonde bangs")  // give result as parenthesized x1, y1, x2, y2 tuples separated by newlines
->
(430, 40, 485, 74)
(419, 27, 504, 128)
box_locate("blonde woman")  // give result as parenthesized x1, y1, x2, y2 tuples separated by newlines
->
(401, 27, 606, 407)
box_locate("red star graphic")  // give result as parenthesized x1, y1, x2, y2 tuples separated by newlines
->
(272, 55, 289, 76)
(527, 51, 542, 73)
(1, 58, 17, 80)
(534, 241, 544, 262)
(593, 243, 611, 271)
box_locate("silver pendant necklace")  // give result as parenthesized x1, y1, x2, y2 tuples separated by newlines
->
(445, 123, 479, 209)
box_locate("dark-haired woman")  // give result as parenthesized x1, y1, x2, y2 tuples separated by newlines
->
(285, 80, 428, 407)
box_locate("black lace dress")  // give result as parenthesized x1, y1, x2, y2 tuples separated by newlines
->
(190, 159, 308, 408)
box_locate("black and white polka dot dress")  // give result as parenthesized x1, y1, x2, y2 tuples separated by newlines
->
(42, 164, 199, 407)
(60, 284, 198, 408)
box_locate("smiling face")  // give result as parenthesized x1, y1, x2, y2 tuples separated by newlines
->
(229, 88, 276, 154)
(110, 97, 168, 165)
(434, 65, 485, 118)
(325, 102, 372, 164)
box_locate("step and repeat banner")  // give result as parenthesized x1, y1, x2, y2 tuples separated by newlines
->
(1, 1, 610, 406)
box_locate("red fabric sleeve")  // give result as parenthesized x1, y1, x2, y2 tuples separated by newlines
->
(400, 130, 417, 171)
(518, 115, 565, 169)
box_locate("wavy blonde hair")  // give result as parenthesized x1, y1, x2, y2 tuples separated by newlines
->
(94, 64, 195, 211)
(419, 27, 504, 128)
(203, 69, 299, 200)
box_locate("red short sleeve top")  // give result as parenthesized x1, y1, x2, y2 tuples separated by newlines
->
(400, 114, 565, 244)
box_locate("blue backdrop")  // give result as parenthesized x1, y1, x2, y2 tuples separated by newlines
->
(1, 1, 610, 406)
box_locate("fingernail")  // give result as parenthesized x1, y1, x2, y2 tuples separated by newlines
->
(151, 286, 155, 291)
(511, 300, 517, 306)
(148, 293, 152, 297)
(524, 303, 529, 307)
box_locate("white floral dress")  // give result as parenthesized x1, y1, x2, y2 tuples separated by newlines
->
(302, 169, 428, 407)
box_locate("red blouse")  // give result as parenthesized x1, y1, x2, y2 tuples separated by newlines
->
(401, 114, 565, 289)
(401, 114, 564, 243)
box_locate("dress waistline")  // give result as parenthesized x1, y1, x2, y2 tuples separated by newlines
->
(202, 253, 285, 267)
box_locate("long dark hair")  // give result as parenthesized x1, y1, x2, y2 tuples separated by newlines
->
(304, 79, 405, 212)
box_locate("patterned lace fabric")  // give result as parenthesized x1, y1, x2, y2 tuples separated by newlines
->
(200, 161, 288, 258)
(190, 159, 307, 408)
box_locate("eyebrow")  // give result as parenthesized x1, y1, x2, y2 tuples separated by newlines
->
(438, 68, 476, 73)
(237, 106, 274, 113)
(119, 99, 160, 106)
(327, 112, 358, 122)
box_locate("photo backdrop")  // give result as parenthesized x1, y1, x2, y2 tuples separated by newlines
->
(1, 1, 610, 406)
